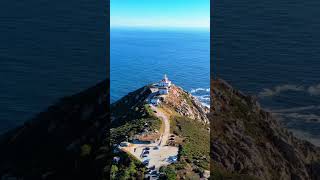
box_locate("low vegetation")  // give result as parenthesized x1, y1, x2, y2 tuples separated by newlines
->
(110, 117, 161, 144)
(159, 165, 177, 180)
(211, 164, 258, 180)
(111, 152, 146, 179)
(110, 90, 161, 144)
(169, 116, 210, 178)
(110, 87, 162, 179)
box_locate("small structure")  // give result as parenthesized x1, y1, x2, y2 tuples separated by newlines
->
(133, 133, 159, 144)
(159, 74, 172, 87)
(159, 87, 169, 95)
(119, 142, 130, 147)
(151, 97, 160, 105)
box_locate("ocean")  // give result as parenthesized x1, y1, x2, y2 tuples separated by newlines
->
(213, 0, 320, 145)
(0, 0, 106, 133)
(110, 28, 210, 106)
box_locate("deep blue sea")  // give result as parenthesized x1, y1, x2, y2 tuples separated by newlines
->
(111, 28, 210, 106)
(213, 0, 320, 145)
(0, 0, 106, 133)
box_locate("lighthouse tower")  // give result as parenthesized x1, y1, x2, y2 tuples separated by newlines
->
(159, 74, 172, 87)
(158, 74, 171, 95)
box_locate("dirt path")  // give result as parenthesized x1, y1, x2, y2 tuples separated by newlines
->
(150, 105, 170, 146)
(121, 104, 178, 174)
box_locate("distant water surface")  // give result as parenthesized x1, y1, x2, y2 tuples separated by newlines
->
(111, 28, 210, 106)
(0, 0, 106, 133)
(213, 0, 320, 145)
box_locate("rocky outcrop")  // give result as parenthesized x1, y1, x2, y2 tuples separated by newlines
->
(162, 85, 209, 124)
(210, 78, 320, 180)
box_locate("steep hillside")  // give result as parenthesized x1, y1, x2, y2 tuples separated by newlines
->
(110, 84, 210, 179)
(0, 80, 111, 180)
(210, 79, 320, 180)
(161, 85, 209, 124)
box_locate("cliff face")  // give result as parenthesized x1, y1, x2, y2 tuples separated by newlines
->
(110, 84, 209, 129)
(210, 79, 320, 180)
(0, 80, 111, 180)
(161, 85, 209, 124)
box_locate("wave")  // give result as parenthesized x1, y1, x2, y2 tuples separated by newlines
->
(270, 105, 320, 113)
(288, 129, 320, 146)
(274, 112, 320, 123)
(272, 108, 320, 146)
(194, 95, 210, 107)
(258, 84, 304, 97)
(194, 95, 210, 101)
(308, 84, 320, 96)
(259, 83, 320, 97)
(190, 87, 210, 108)
(190, 88, 210, 93)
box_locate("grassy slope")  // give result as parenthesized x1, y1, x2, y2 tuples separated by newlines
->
(158, 103, 209, 179)
(171, 116, 210, 170)
(110, 87, 163, 179)
(110, 87, 162, 144)
(111, 151, 146, 179)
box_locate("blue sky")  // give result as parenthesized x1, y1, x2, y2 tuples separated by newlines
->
(111, 0, 210, 29)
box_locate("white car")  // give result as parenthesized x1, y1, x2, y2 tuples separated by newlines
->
(167, 156, 178, 163)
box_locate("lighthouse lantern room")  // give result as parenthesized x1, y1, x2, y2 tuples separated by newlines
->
(159, 74, 172, 87)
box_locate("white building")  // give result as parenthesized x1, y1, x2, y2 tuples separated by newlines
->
(151, 97, 160, 105)
(159, 87, 169, 95)
(159, 74, 172, 87)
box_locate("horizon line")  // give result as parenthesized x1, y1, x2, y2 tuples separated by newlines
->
(110, 25, 210, 31)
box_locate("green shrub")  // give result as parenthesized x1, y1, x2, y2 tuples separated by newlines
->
(160, 166, 176, 180)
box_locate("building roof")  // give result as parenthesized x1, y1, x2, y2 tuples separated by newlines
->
(135, 133, 160, 141)
(159, 87, 168, 89)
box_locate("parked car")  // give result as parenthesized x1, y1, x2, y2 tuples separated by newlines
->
(144, 147, 150, 150)
(153, 146, 159, 150)
(143, 159, 150, 166)
(149, 165, 156, 170)
(142, 154, 148, 158)
(168, 156, 178, 163)
(144, 150, 150, 154)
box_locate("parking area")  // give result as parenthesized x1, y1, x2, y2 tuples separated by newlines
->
(119, 104, 179, 179)
(124, 143, 178, 171)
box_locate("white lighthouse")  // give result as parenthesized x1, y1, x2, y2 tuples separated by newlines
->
(159, 74, 172, 87)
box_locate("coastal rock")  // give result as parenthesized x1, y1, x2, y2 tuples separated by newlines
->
(210, 78, 320, 179)
(163, 85, 209, 124)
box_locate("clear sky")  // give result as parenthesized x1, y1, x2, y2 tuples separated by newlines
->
(110, 0, 210, 29)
